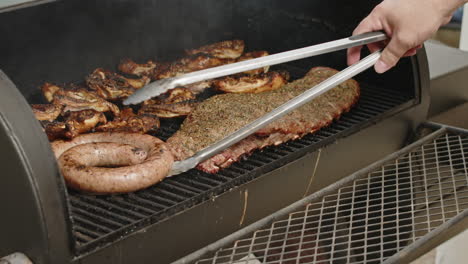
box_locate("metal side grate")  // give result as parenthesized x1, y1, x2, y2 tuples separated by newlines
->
(194, 129, 468, 264)
(68, 81, 414, 255)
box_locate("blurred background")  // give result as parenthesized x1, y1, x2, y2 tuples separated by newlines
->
(432, 6, 464, 48)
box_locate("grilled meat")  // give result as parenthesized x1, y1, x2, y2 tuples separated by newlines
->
(117, 41, 268, 96)
(118, 58, 157, 77)
(45, 84, 120, 116)
(64, 110, 107, 138)
(31, 104, 63, 121)
(185, 39, 245, 59)
(184, 81, 214, 94)
(214, 71, 290, 94)
(143, 87, 196, 105)
(96, 108, 160, 133)
(118, 58, 214, 92)
(42, 110, 107, 140)
(51, 132, 173, 194)
(153, 54, 231, 80)
(86, 68, 150, 100)
(41, 83, 62, 102)
(140, 88, 197, 118)
(139, 101, 197, 118)
(236, 51, 270, 75)
(42, 121, 68, 141)
(167, 67, 360, 173)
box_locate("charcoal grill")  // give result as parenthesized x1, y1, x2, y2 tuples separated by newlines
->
(0, 1, 430, 263)
(182, 123, 468, 264)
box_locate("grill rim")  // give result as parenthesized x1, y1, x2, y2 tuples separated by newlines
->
(175, 123, 468, 264)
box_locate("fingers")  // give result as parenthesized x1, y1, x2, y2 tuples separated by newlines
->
(375, 33, 416, 74)
(403, 44, 422, 57)
(347, 46, 363, 66)
(347, 16, 377, 65)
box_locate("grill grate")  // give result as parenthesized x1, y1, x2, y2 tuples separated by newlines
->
(194, 130, 468, 264)
(68, 75, 414, 254)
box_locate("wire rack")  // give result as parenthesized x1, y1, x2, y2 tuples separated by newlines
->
(194, 127, 468, 264)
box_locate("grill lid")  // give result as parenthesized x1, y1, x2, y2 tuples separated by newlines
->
(0, 0, 57, 13)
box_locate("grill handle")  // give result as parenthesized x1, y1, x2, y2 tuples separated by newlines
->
(168, 51, 382, 176)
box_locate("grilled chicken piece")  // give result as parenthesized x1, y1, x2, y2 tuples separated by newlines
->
(44, 84, 120, 116)
(185, 40, 245, 59)
(86, 68, 150, 100)
(154, 54, 231, 80)
(140, 88, 197, 118)
(123, 55, 228, 81)
(214, 71, 290, 94)
(184, 81, 214, 94)
(143, 87, 196, 105)
(64, 110, 107, 139)
(31, 104, 63, 122)
(236, 51, 270, 75)
(42, 121, 68, 141)
(96, 108, 160, 133)
(118, 58, 157, 77)
(42, 83, 62, 103)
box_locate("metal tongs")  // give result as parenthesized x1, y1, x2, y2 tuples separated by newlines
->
(124, 31, 387, 176)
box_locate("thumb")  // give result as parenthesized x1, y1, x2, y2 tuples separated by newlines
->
(375, 34, 411, 74)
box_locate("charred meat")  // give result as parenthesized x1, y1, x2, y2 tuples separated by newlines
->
(64, 110, 107, 138)
(167, 67, 360, 173)
(236, 51, 270, 75)
(31, 104, 63, 122)
(44, 84, 120, 116)
(42, 121, 68, 141)
(140, 88, 197, 118)
(214, 71, 290, 94)
(185, 39, 245, 59)
(41, 83, 62, 103)
(153, 54, 231, 80)
(143, 87, 196, 105)
(139, 101, 196, 118)
(96, 108, 160, 134)
(118, 58, 157, 77)
(86, 68, 150, 100)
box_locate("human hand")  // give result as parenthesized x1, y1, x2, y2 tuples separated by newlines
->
(347, 0, 464, 73)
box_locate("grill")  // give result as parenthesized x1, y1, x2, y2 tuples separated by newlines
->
(69, 79, 415, 254)
(0, 1, 431, 264)
(189, 125, 468, 264)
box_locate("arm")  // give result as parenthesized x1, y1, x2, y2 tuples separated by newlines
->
(347, 0, 468, 73)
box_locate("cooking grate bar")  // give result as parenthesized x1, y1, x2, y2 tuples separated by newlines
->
(71, 195, 147, 220)
(194, 129, 468, 264)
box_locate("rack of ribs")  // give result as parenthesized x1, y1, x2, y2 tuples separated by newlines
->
(167, 67, 360, 173)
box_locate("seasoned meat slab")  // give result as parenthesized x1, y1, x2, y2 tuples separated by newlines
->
(167, 67, 360, 173)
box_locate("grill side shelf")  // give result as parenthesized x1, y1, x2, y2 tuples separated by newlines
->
(184, 126, 468, 264)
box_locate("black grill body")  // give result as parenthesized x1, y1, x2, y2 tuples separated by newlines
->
(0, 1, 429, 263)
